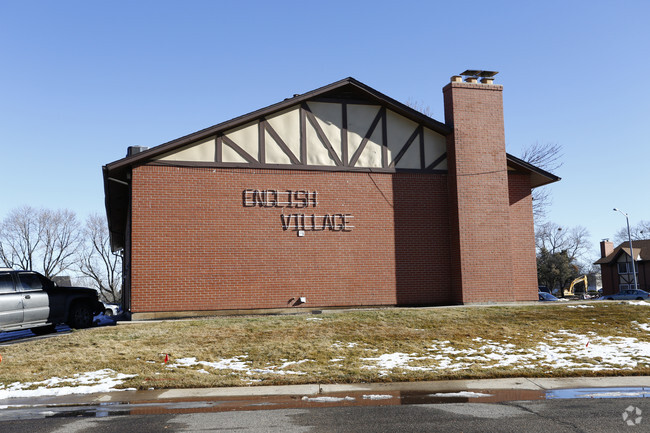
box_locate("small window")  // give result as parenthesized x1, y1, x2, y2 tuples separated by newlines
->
(618, 262, 638, 275)
(0, 273, 15, 293)
(17, 273, 44, 291)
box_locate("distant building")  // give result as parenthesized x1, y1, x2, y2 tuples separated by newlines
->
(103, 73, 559, 320)
(596, 240, 650, 294)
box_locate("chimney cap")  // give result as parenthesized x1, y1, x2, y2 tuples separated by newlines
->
(127, 145, 149, 157)
(460, 69, 499, 78)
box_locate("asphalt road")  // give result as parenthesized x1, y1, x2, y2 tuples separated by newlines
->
(1, 398, 647, 432)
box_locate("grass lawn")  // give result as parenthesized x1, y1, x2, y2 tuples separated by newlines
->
(1, 302, 650, 391)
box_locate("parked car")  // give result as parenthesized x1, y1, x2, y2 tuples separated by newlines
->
(600, 289, 650, 301)
(539, 292, 559, 301)
(102, 302, 121, 317)
(0, 268, 104, 334)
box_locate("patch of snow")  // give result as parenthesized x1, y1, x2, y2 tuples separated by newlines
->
(362, 394, 393, 400)
(567, 305, 594, 309)
(301, 396, 355, 402)
(359, 330, 650, 374)
(628, 301, 650, 306)
(166, 356, 311, 376)
(428, 391, 493, 398)
(332, 341, 358, 349)
(632, 321, 650, 332)
(0, 369, 136, 399)
(361, 353, 429, 372)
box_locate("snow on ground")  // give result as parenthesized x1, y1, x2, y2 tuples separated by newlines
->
(360, 330, 650, 374)
(428, 392, 493, 398)
(166, 356, 312, 376)
(0, 369, 136, 400)
(362, 394, 394, 400)
(302, 396, 355, 402)
(632, 321, 650, 332)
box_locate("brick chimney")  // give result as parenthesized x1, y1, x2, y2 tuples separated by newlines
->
(443, 71, 513, 303)
(600, 240, 614, 258)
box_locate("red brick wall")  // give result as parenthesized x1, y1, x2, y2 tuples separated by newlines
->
(600, 265, 617, 295)
(130, 166, 452, 312)
(508, 173, 538, 301)
(443, 81, 514, 303)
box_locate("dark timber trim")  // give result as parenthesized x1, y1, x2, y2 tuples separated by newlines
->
(221, 135, 257, 164)
(381, 107, 388, 168)
(258, 120, 266, 164)
(300, 105, 307, 164)
(426, 152, 447, 171)
(349, 107, 383, 167)
(303, 103, 343, 166)
(262, 118, 301, 165)
(148, 159, 449, 174)
(216, 135, 223, 163)
(418, 126, 425, 169)
(390, 125, 420, 168)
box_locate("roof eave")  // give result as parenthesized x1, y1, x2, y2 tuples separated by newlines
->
(506, 153, 561, 188)
(104, 77, 452, 174)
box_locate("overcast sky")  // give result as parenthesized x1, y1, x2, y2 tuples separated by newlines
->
(1, 0, 648, 262)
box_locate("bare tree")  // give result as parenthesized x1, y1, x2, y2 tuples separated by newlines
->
(40, 209, 82, 277)
(520, 142, 563, 173)
(521, 142, 563, 221)
(535, 222, 591, 269)
(613, 220, 650, 245)
(0, 207, 82, 278)
(0, 205, 44, 271)
(535, 222, 592, 295)
(404, 98, 434, 117)
(77, 213, 122, 303)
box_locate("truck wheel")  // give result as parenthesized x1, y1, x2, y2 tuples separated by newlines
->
(31, 325, 56, 335)
(69, 303, 94, 329)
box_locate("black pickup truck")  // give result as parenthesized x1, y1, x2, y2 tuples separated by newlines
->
(0, 268, 104, 334)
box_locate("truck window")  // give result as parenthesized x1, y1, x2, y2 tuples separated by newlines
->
(17, 273, 45, 291)
(0, 273, 14, 293)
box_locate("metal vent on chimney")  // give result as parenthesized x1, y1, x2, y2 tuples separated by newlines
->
(127, 146, 149, 157)
(460, 70, 499, 84)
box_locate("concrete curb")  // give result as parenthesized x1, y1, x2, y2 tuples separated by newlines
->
(5, 376, 650, 408)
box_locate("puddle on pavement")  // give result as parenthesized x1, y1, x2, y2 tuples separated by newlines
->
(25, 386, 650, 419)
(546, 387, 650, 399)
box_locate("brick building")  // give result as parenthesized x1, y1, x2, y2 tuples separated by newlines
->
(596, 240, 650, 295)
(103, 72, 559, 319)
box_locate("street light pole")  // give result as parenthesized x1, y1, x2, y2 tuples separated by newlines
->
(613, 208, 639, 291)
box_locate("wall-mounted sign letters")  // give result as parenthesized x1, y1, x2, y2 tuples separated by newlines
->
(243, 189, 317, 208)
(242, 189, 353, 232)
(280, 213, 353, 232)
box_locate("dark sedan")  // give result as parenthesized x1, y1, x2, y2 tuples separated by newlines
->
(599, 289, 650, 301)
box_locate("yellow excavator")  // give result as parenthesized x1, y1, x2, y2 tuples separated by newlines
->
(563, 275, 588, 297)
